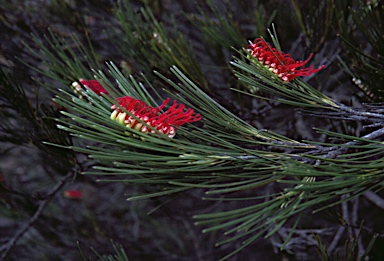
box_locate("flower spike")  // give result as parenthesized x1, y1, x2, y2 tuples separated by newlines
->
(246, 38, 324, 82)
(111, 96, 202, 138)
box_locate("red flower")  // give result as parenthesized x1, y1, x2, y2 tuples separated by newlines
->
(246, 38, 324, 82)
(64, 189, 83, 199)
(71, 78, 108, 96)
(110, 96, 202, 138)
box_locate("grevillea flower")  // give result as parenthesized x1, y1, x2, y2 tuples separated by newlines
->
(71, 78, 108, 96)
(246, 38, 324, 82)
(110, 96, 202, 138)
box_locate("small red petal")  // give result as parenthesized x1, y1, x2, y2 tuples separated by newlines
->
(64, 190, 83, 199)
(79, 79, 108, 95)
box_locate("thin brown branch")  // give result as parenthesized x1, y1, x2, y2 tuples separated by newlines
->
(313, 126, 384, 165)
(364, 191, 384, 210)
(0, 173, 73, 260)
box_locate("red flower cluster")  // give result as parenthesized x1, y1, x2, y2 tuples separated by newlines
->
(111, 96, 202, 138)
(71, 79, 108, 96)
(246, 38, 324, 82)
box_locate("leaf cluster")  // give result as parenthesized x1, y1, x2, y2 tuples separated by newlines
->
(337, 1, 384, 101)
(4, 0, 384, 260)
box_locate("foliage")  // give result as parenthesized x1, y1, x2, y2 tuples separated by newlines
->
(336, 1, 384, 102)
(1, 0, 384, 260)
